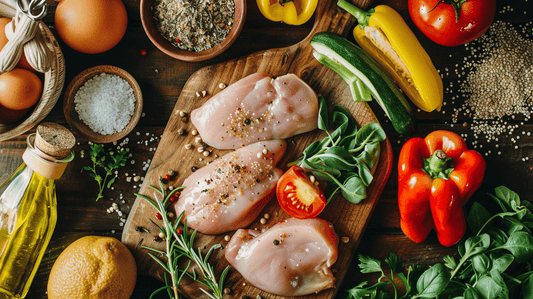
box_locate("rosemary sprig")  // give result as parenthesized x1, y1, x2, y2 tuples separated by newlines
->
(83, 143, 130, 201)
(136, 181, 230, 299)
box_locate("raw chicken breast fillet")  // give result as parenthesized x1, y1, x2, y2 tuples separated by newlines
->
(191, 73, 319, 149)
(225, 217, 339, 296)
(172, 140, 286, 235)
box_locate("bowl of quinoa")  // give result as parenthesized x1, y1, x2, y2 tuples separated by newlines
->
(140, 0, 246, 61)
(63, 65, 143, 143)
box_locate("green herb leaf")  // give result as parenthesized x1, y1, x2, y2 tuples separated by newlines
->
(489, 252, 514, 275)
(474, 276, 502, 299)
(385, 253, 403, 273)
(318, 146, 357, 171)
(471, 253, 490, 276)
(355, 122, 386, 148)
(342, 174, 366, 204)
(415, 263, 450, 298)
(318, 95, 329, 132)
(107, 177, 116, 189)
(358, 253, 382, 273)
(468, 202, 492, 234)
(498, 231, 533, 263)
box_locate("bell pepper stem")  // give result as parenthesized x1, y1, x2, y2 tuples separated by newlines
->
(423, 149, 454, 179)
(427, 150, 449, 173)
(337, 0, 373, 29)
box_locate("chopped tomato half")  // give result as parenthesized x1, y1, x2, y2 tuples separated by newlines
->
(276, 165, 326, 219)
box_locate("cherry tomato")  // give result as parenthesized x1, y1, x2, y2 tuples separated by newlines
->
(276, 165, 326, 219)
(408, 0, 496, 47)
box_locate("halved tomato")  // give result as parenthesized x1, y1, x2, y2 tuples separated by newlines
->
(276, 165, 326, 219)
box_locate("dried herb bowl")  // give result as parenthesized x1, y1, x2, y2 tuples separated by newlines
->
(140, 0, 247, 62)
(0, 0, 65, 142)
(63, 65, 143, 144)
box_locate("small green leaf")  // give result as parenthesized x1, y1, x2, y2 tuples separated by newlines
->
(499, 231, 533, 263)
(385, 253, 403, 273)
(355, 122, 386, 147)
(358, 253, 382, 273)
(468, 202, 492, 234)
(471, 253, 490, 276)
(342, 174, 366, 204)
(107, 177, 116, 189)
(318, 146, 357, 171)
(82, 166, 92, 171)
(489, 252, 514, 274)
(474, 276, 502, 299)
(415, 263, 450, 298)
(318, 95, 329, 131)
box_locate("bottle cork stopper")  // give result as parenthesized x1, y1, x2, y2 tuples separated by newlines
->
(35, 122, 76, 159)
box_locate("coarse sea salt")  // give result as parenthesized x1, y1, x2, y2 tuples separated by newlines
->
(74, 73, 136, 135)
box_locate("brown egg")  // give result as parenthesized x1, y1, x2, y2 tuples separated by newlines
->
(0, 68, 42, 110)
(0, 104, 28, 124)
(54, 0, 128, 54)
(0, 18, 33, 71)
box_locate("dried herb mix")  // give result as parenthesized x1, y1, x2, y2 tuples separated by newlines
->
(152, 0, 235, 52)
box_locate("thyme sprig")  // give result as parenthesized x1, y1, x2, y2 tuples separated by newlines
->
(83, 143, 130, 201)
(136, 181, 230, 299)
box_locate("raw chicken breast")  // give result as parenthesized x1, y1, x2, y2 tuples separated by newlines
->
(191, 73, 319, 149)
(225, 217, 339, 296)
(172, 140, 286, 235)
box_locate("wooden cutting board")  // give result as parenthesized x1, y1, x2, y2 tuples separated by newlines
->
(122, 0, 394, 298)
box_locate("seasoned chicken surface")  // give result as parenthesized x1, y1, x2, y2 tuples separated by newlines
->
(225, 217, 339, 296)
(191, 73, 319, 149)
(172, 140, 286, 235)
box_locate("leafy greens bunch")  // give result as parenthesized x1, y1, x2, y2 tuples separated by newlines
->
(288, 96, 386, 204)
(343, 186, 533, 299)
(83, 143, 130, 201)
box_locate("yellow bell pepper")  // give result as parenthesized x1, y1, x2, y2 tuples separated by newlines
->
(257, 0, 318, 25)
(337, 0, 443, 112)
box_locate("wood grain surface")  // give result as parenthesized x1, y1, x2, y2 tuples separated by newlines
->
(121, 0, 395, 298)
(0, 0, 530, 298)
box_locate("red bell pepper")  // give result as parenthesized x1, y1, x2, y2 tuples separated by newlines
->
(398, 130, 485, 247)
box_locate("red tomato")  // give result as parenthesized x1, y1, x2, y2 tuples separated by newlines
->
(408, 0, 496, 47)
(276, 165, 326, 219)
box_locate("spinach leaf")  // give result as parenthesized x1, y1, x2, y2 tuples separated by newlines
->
(290, 98, 386, 206)
(497, 231, 533, 263)
(317, 95, 329, 132)
(355, 122, 386, 148)
(342, 174, 366, 204)
(333, 105, 358, 148)
(471, 253, 490, 276)
(523, 273, 533, 299)
(318, 146, 357, 171)
(415, 263, 450, 298)
(484, 227, 508, 247)
(468, 202, 492, 235)
(464, 285, 483, 299)
(474, 276, 502, 299)
(489, 252, 514, 274)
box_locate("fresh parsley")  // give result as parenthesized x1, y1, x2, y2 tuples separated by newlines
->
(83, 143, 130, 201)
(342, 186, 533, 299)
(288, 95, 386, 204)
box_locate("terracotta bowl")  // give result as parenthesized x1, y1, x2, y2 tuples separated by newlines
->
(63, 65, 143, 143)
(140, 0, 246, 62)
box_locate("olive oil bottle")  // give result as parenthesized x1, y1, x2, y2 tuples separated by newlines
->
(0, 123, 75, 299)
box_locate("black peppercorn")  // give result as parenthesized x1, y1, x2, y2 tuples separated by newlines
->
(273, 239, 280, 246)
(191, 166, 198, 172)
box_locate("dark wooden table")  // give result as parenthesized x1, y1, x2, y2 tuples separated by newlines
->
(0, 0, 531, 298)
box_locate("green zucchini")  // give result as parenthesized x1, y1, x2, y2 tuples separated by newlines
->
(311, 32, 415, 135)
